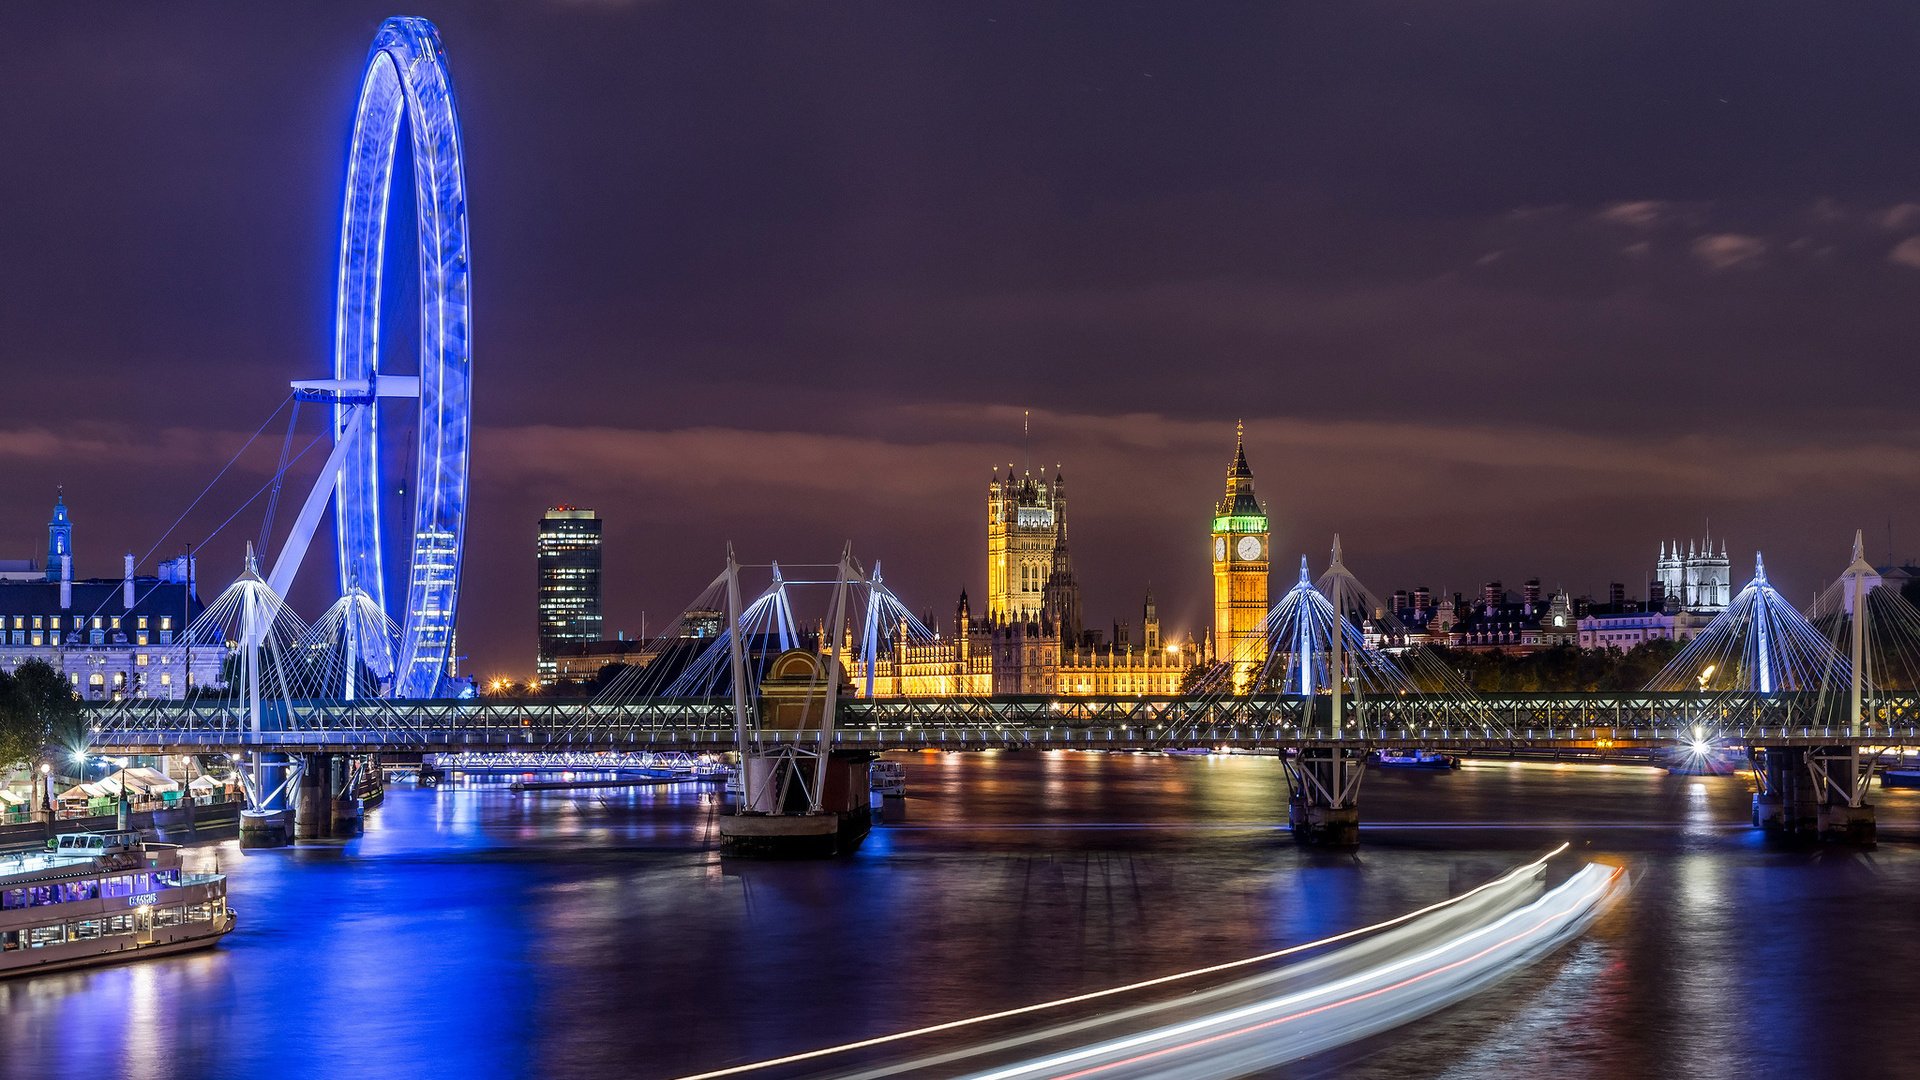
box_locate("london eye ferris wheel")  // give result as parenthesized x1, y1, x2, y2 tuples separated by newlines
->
(272, 17, 472, 698)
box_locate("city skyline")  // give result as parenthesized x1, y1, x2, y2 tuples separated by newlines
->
(0, 417, 1894, 679)
(6, 4, 1920, 673)
(5, 10, 1916, 1072)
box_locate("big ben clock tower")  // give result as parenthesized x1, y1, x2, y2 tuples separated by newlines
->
(1211, 422, 1270, 690)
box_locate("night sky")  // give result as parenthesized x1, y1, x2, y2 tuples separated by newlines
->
(6, 2, 1920, 677)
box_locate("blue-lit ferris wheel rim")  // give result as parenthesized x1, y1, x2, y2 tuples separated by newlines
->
(333, 17, 471, 698)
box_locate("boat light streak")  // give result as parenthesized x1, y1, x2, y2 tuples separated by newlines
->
(669, 843, 1570, 1080)
(972, 863, 1625, 1080)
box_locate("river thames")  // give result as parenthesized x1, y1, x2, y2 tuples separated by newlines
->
(2, 751, 1917, 1078)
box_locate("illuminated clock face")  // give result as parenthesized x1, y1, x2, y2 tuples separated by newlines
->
(1214, 537, 1227, 562)
(1236, 535, 1263, 562)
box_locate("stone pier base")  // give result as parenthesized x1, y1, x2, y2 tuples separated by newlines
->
(1287, 746, 1365, 847)
(719, 808, 871, 858)
(1754, 746, 1875, 847)
(239, 809, 291, 849)
(1290, 803, 1360, 848)
(1818, 802, 1876, 847)
(295, 754, 335, 840)
(331, 795, 365, 838)
(1753, 792, 1818, 841)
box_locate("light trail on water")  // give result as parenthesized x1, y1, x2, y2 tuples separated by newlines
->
(670, 844, 1572, 1080)
(967, 863, 1626, 1079)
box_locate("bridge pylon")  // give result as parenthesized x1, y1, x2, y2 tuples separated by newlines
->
(1747, 532, 1892, 847)
(716, 543, 875, 857)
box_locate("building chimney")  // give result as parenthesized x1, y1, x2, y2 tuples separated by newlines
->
(123, 553, 135, 610)
(59, 554, 71, 610)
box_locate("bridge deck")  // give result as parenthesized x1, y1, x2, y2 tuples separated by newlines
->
(86, 691, 1920, 753)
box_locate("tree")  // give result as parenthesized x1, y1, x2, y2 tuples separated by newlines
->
(589, 662, 632, 694)
(1177, 661, 1228, 696)
(1597, 639, 1681, 691)
(0, 668, 26, 770)
(3, 660, 83, 768)
(1427, 641, 1682, 693)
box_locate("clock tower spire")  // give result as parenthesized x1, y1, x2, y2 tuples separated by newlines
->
(1211, 422, 1270, 691)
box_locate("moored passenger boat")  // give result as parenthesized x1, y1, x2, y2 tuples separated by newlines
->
(1372, 748, 1461, 770)
(870, 760, 907, 796)
(1882, 766, 1920, 790)
(0, 831, 235, 978)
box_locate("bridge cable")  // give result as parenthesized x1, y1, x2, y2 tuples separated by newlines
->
(135, 392, 296, 575)
(58, 395, 302, 687)
(191, 434, 330, 556)
(256, 397, 303, 557)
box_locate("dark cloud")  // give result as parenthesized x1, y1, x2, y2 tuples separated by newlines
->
(4, 2, 1920, 673)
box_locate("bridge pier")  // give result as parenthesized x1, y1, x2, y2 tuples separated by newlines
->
(332, 756, 366, 838)
(295, 753, 335, 840)
(720, 750, 872, 857)
(1752, 746, 1875, 846)
(239, 754, 293, 849)
(1286, 746, 1365, 847)
(1812, 746, 1876, 846)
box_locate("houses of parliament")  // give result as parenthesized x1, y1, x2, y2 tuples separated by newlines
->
(861, 429, 1269, 697)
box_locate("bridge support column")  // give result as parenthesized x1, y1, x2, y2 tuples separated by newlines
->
(332, 755, 365, 837)
(239, 753, 293, 849)
(1752, 746, 1813, 841)
(1752, 746, 1875, 846)
(1287, 746, 1365, 847)
(1812, 746, 1876, 847)
(295, 753, 336, 840)
(720, 751, 873, 857)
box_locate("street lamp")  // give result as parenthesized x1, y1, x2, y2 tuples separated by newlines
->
(1687, 723, 1712, 760)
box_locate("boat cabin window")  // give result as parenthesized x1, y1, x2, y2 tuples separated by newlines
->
(0, 870, 177, 911)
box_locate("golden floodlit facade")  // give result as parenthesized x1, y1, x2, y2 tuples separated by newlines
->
(854, 459, 1203, 698)
(856, 590, 1200, 698)
(1211, 424, 1270, 691)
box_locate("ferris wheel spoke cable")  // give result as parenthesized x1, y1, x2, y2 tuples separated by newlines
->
(256, 398, 304, 556)
(192, 434, 331, 557)
(135, 392, 295, 573)
(55, 404, 319, 660)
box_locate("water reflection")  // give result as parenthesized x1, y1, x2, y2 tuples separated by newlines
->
(0, 753, 1914, 1079)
